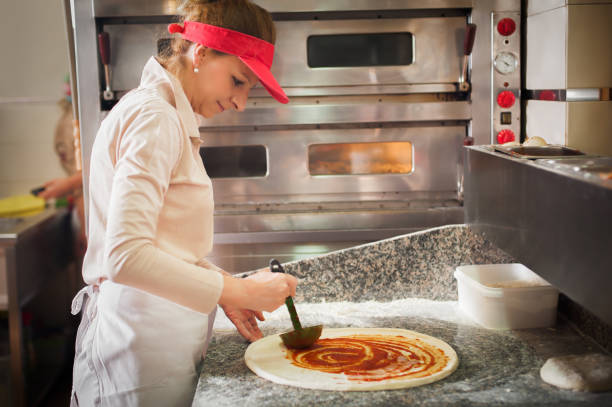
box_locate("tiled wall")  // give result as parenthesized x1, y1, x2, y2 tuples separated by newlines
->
(0, 1, 70, 198)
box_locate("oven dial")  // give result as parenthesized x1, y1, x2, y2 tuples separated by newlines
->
(497, 90, 516, 108)
(494, 52, 517, 75)
(497, 18, 516, 36)
(497, 129, 516, 144)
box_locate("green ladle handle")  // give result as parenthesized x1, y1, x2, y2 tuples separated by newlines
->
(270, 259, 302, 331)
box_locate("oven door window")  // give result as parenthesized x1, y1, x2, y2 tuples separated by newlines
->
(200, 145, 267, 178)
(309, 142, 413, 176)
(307, 33, 414, 68)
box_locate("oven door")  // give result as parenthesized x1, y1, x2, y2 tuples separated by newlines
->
(253, 17, 465, 95)
(100, 15, 466, 101)
(202, 125, 465, 205)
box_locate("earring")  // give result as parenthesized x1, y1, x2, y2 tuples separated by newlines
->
(194, 67, 199, 73)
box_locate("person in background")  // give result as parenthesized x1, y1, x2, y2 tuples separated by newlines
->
(38, 78, 86, 258)
(70, 1, 297, 406)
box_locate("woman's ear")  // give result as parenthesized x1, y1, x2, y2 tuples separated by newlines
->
(192, 44, 210, 70)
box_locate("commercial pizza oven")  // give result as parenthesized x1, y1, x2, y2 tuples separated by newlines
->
(71, 0, 522, 272)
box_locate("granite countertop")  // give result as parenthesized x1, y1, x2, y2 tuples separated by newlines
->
(193, 225, 612, 406)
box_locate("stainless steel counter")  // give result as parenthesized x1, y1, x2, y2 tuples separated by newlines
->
(0, 209, 62, 242)
(0, 208, 75, 407)
(464, 146, 612, 327)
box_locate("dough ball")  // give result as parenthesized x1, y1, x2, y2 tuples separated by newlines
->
(540, 353, 612, 392)
(523, 136, 548, 146)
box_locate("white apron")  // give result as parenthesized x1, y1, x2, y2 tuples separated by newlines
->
(70, 281, 216, 406)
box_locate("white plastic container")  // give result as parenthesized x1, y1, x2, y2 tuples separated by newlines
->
(454, 263, 559, 329)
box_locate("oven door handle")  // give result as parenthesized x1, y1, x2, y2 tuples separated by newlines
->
(459, 23, 477, 91)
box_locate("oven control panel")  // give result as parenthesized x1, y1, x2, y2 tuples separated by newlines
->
(492, 13, 521, 144)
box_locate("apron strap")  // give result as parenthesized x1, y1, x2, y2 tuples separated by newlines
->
(71, 285, 98, 316)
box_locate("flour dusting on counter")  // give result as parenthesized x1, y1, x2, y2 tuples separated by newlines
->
(213, 298, 473, 336)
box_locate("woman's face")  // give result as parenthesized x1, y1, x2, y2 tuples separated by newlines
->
(186, 46, 258, 118)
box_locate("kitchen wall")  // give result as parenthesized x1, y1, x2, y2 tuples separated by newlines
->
(526, 0, 612, 155)
(0, 1, 70, 198)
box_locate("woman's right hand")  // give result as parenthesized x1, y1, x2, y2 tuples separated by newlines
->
(246, 270, 298, 311)
(219, 269, 298, 313)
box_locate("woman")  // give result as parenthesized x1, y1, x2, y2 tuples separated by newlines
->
(71, 1, 297, 405)
(38, 93, 87, 258)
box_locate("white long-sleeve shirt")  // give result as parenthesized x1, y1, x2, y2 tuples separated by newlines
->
(82, 57, 224, 314)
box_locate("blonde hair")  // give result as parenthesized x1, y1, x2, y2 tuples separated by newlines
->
(158, 0, 276, 76)
(54, 98, 77, 175)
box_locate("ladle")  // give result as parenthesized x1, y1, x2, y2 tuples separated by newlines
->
(270, 259, 322, 349)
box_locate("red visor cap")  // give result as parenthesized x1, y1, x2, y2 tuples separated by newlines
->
(169, 21, 289, 104)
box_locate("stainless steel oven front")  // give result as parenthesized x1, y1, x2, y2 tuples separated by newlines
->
(72, 0, 521, 272)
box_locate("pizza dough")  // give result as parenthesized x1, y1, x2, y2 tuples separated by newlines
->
(540, 353, 612, 392)
(523, 136, 548, 147)
(244, 327, 458, 391)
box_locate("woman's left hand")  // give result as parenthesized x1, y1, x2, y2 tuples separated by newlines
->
(38, 177, 73, 199)
(221, 304, 265, 342)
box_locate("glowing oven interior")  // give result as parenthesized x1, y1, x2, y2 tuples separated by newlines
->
(308, 142, 413, 176)
(200, 141, 413, 178)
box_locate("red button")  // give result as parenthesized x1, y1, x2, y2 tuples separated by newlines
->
(497, 91, 516, 108)
(497, 18, 516, 36)
(497, 129, 515, 144)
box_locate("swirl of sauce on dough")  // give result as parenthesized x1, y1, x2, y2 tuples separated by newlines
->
(285, 334, 449, 382)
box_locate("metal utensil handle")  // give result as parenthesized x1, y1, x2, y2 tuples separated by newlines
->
(463, 23, 477, 56)
(284, 296, 302, 331)
(98, 32, 111, 64)
(459, 23, 477, 90)
(270, 259, 302, 330)
(98, 32, 114, 100)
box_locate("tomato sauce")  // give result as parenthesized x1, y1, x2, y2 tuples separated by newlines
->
(285, 334, 449, 382)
